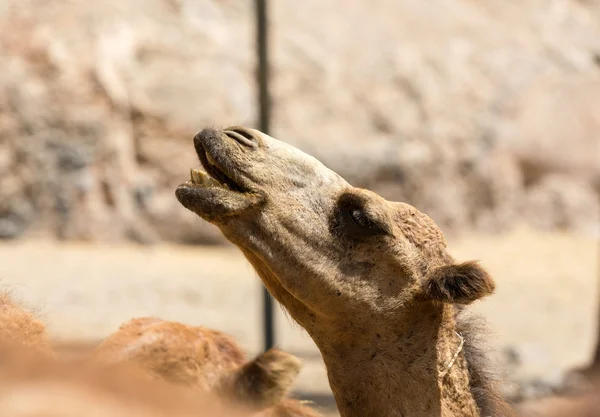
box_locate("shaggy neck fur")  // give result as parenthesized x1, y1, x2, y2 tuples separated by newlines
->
(242, 252, 513, 417)
(310, 302, 479, 417)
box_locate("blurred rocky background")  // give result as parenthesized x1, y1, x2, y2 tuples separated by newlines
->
(1, 0, 598, 245)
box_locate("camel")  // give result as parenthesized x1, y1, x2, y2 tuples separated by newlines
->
(0, 293, 319, 416)
(91, 317, 321, 416)
(0, 341, 250, 417)
(175, 126, 515, 417)
(0, 293, 215, 416)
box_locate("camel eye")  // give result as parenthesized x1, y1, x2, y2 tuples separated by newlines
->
(331, 192, 391, 239)
(349, 208, 372, 228)
(342, 204, 385, 237)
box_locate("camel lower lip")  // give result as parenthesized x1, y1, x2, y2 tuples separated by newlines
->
(175, 182, 263, 221)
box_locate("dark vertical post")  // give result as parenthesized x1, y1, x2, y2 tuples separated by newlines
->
(255, 0, 275, 352)
(580, 208, 600, 379)
(589, 210, 600, 373)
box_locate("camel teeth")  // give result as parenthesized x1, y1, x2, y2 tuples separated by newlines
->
(190, 167, 229, 189)
(207, 177, 224, 188)
(190, 168, 209, 185)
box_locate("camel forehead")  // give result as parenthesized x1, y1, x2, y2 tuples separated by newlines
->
(392, 202, 449, 259)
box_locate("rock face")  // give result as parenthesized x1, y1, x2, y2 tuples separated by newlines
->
(1, 0, 599, 243)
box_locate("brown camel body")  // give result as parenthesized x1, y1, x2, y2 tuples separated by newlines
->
(92, 317, 320, 416)
(0, 294, 318, 417)
(176, 126, 515, 417)
(0, 294, 226, 417)
(0, 341, 250, 417)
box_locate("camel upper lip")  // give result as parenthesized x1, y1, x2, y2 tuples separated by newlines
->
(194, 140, 248, 194)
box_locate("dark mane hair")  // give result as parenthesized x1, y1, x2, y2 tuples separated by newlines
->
(455, 308, 515, 417)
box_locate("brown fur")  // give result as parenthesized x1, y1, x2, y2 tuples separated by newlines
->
(92, 318, 317, 416)
(0, 302, 318, 416)
(0, 291, 54, 357)
(176, 126, 512, 416)
(225, 347, 303, 410)
(0, 342, 249, 417)
(92, 318, 246, 389)
(456, 311, 514, 417)
(423, 262, 496, 305)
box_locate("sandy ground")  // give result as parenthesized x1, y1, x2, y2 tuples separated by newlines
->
(0, 225, 598, 415)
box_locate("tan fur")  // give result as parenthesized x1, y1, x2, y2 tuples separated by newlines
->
(92, 318, 246, 389)
(92, 318, 317, 416)
(176, 126, 513, 417)
(0, 342, 249, 417)
(0, 291, 54, 357)
(223, 347, 303, 410)
(0, 300, 318, 417)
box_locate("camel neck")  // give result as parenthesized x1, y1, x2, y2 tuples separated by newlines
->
(311, 303, 480, 417)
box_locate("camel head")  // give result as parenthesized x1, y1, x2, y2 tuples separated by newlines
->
(176, 127, 495, 333)
(91, 318, 306, 414)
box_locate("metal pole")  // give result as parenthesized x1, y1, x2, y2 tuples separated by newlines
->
(255, 0, 275, 352)
(589, 208, 600, 372)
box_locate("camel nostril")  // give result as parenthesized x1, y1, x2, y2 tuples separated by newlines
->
(231, 127, 255, 141)
(224, 128, 257, 148)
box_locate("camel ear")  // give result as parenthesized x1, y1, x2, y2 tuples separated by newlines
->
(227, 348, 302, 410)
(422, 261, 495, 305)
